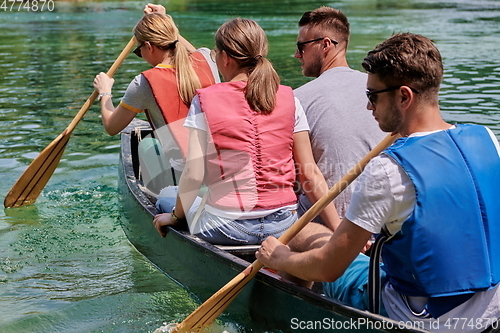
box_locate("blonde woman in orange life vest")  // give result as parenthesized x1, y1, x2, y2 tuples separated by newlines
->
(93, 4, 219, 193)
(153, 18, 340, 245)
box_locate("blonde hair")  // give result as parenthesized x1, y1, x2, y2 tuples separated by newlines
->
(215, 18, 280, 114)
(133, 13, 201, 105)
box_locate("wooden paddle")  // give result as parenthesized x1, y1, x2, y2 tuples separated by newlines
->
(4, 36, 137, 209)
(173, 132, 400, 333)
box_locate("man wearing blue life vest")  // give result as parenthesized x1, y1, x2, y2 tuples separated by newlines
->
(256, 32, 500, 332)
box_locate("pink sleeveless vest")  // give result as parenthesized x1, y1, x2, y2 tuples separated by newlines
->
(197, 81, 297, 212)
(142, 51, 216, 158)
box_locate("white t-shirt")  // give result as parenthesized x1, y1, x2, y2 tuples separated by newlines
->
(183, 94, 309, 220)
(346, 127, 500, 332)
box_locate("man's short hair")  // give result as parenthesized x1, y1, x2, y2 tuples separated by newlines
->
(362, 33, 443, 94)
(299, 6, 350, 45)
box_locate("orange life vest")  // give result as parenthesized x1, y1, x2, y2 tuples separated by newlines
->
(142, 51, 216, 157)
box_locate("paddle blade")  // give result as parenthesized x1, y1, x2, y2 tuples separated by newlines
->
(174, 261, 263, 333)
(4, 36, 136, 209)
(4, 130, 70, 208)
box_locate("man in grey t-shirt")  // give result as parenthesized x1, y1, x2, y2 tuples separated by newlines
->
(294, 7, 385, 228)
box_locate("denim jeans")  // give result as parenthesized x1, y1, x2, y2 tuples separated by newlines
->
(192, 209, 297, 245)
(156, 186, 297, 245)
(155, 186, 178, 214)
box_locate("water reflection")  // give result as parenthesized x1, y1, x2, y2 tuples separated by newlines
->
(0, 180, 193, 332)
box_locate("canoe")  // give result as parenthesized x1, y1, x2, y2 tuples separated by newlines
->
(117, 120, 428, 333)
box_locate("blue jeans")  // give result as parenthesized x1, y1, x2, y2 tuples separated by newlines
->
(193, 209, 297, 245)
(155, 186, 178, 214)
(322, 253, 388, 317)
(156, 187, 297, 245)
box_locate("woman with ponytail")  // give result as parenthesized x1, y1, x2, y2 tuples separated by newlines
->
(93, 4, 219, 193)
(153, 18, 339, 245)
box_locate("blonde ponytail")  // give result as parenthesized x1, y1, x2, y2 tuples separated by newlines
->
(246, 56, 279, 113)
(173, 42, 202, 105)
(134, 13, 201, 105)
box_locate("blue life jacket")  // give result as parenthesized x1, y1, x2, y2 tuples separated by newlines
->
(382, 124, 500, 317)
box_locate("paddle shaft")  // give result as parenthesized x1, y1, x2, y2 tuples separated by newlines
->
(66, 36, 137, 134)
(174, 132, 400, 333)
(4, 36, 136, 208)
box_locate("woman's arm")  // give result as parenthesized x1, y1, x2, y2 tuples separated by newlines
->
(174, 127, 207, 220)
(93, 72, 137, 136)
(293, 131, 342, 231)
(153, 126, 206, 237)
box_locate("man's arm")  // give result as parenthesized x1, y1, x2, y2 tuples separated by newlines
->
(256, 218, 372, 282)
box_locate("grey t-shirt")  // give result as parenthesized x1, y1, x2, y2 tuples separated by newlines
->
(294, 67, 385, 219)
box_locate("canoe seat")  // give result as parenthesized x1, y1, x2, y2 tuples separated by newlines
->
(216, 244, 260, 262)
(216, 244, 260, 251)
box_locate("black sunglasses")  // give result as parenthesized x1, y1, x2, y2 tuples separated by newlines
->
(296, 37, 338, 54)
(133, 42, 145, 58)
(366, 85, 420, 105)
(134, 40, 178, 58)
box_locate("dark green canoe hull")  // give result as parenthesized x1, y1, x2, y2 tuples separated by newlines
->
(118, 123, 427, 333)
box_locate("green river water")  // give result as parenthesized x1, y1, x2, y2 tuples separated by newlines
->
(1, 0, 499, 332)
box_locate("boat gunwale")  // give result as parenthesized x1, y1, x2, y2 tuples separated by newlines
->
(118, 119, 430, 333)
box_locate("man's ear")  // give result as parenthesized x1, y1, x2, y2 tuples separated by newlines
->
(400, 86, 415, 109)
(322, 37, 335, 52)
